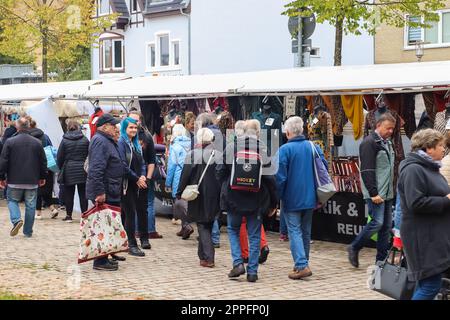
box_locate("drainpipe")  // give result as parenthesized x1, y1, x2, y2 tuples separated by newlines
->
(180, 7, 191, 75)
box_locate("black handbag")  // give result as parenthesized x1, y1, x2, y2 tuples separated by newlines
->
(370, 248, 416, 300)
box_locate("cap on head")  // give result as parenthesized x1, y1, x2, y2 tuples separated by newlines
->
(96, 114, 120, 128)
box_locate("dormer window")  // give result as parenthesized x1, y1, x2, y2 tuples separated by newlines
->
(97, 0, 112, 16)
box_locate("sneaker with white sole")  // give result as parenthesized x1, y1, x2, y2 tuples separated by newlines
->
(35, 215, 42, 220)
(62, 216, 73, 223)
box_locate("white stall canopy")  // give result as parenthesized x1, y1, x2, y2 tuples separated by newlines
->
(82, 61, 450, 100)
(0, 78, 125, 102)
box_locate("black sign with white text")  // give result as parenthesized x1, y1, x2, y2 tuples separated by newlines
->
(312, 192, 376, 247)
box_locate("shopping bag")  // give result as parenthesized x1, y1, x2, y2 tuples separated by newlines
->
(78, 204, 128, 264)
(310, 142, 336, 204)
(44, 145, 59, 173)
(370, 248, 416, 300)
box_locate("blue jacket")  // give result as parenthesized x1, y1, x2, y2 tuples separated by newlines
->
(118, 137, 146, 193)
(86, 131, 124, 204)
(276, 135, 327, 212)
(166, 135, 191, 198)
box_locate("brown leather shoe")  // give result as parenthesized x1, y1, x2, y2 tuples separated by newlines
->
(149, 232, 163, 239)
(288, 267, 312, 280)
(200, 260, 215, 268)
(176, 227, 184, 237)
(181, 225, 194, 240)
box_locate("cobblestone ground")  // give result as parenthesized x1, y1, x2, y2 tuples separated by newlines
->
(0, 203, 388, 300)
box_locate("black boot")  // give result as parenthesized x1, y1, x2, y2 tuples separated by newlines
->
(128, 246, 145, 257)
(141, 239, 151, 250)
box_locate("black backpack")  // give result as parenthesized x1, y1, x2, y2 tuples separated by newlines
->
(230, 138, 262, 193)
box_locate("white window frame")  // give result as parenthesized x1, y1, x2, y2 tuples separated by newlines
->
(145, 31, 182, 72)
(112, 39, 125, 70)
(310, 47, 320, 58)
(145, 42, 156, 71)
(130, 0, 139, 13)
(171, 39, 181, 66)
(97, 0, 111, 16)
(148, 0, 174, 6)
(100, 36, 125, 73)
(404, 10, 450, 50)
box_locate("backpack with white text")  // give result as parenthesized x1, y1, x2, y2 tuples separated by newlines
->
(230, 138, 262, 193)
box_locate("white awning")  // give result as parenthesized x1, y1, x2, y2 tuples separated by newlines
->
(83, 73, 247, 100)
(82, 61, 450, 100)
(0, 78, 124, 102)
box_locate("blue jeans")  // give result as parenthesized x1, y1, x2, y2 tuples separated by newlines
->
(412, 273, 442, 300)
(393, 192, 402, 233)
(286, 210, 313, 270)
(227, 212, 261, 275)
(351, 199, 393, 262)
(212, 219, 220, 245)
(279, 208, 288, 236)
(147, 184, 156, 233)
(7, 187, 38, 236)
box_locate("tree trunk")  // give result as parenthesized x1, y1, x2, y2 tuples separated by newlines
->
(42, 30, 48, 83)
(334, 16, 344, 66)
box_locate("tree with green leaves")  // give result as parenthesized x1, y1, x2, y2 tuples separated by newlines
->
(283, 0, 446, 66)
(0, 0, 116, 82)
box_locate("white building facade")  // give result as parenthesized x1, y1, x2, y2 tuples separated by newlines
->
(92, 0, 374, 80)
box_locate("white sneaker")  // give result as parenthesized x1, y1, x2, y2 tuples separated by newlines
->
(35, 215, 42, 220)
(171, 218, 177, 225)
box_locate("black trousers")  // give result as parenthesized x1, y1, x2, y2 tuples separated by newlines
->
(121, 186, 148, 247)
(64, 184, 88, 216)
(36, 193, 53, 210)
(197, 222, 215, 263)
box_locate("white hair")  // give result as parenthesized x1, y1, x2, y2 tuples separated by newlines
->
(234, 120, 246, 138)
(171, 124, 187, 142)
(245, 119, 261, 137)
(196, 127, 214, 145)
(285, 116, 304, 137)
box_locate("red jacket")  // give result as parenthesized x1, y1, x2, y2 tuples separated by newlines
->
(88, 110, 104, 139)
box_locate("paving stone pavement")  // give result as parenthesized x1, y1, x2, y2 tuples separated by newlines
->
(0, 203, 389, 300)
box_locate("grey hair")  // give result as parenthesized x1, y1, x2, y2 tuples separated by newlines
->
(245, 119, 261, 136)
(196, 127, 214, 145)
(411, 129, 444, 152)
(234, 120, 246, 138)
(285, 116, 304, 137)
(196, 112, 214, 128)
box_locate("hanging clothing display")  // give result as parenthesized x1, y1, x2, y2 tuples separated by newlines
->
(433, 110, 450, 156)
(329, 95, 348, 136)
(340, 95, 364, 140)
(400, 94, 416, 139)
(422, 92, 437, 124)
(363, 95, 377, 111)
(239, 96, 260, 120)
(307, 110, 334, 170)
(433, 90, 449, 113)
(252, 110, 282, 156)
(364, 109, 405, 191)
(332, 157, 362, 193)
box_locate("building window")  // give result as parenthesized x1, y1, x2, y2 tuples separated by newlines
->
(173, 41, 180, 66)
(159, 35, 170, 66)
(146, 33, 181, 71)
(101, 37, 124, 73)
(130, 0, 139, 13)
(310, 47, 320, 57)
(97, 0, 111, 16)
(147, 43, 156, 68)
(406, 11, 450, 47)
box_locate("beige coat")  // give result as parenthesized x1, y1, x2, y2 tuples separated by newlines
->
(440, 155, 450, 187)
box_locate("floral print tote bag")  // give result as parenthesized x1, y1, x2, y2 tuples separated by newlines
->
(78, 204, 128, 263)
